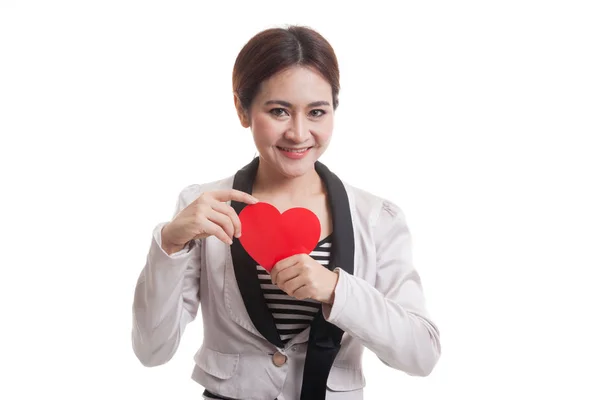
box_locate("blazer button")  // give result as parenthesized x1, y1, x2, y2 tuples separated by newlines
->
(272, 351, 287, 367)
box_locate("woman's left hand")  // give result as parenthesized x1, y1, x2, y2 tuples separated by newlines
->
(270, 254, 339, 304)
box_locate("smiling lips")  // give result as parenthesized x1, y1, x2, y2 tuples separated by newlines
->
(277, 146, 312, 159)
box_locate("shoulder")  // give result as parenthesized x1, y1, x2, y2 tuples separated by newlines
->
(174, 175, 235, 211)
(342, 181, 407, 227)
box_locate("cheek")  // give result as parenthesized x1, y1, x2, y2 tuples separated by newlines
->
(251, 114, 280, 144)
(314, 118, 334, 143)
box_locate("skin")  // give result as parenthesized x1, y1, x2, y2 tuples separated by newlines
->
(234, 65, 339, 305)
(161, 189, 259, 254)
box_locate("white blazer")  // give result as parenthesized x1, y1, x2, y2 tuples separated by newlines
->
(131, 159, 441, 400)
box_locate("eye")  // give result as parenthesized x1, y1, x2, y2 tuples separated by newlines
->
(309, 109, 326, 118)
(269, 108, 289, 117)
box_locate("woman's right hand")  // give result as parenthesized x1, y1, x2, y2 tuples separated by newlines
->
(160, 189, 259, 254)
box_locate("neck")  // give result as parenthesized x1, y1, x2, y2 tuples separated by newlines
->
(253, 157, 323, 199)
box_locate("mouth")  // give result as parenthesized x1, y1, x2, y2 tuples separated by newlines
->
(276, 146, 312, 153)
(276, 146, 313, 159)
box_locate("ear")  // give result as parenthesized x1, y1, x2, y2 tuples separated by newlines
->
(233, 94, 250, 128)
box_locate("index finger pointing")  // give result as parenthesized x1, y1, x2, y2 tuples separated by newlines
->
(212, 189, 259, 205)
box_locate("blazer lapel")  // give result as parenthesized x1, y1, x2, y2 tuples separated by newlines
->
(314, 160, 354, 277)
(230, 157, 284, 348)
(300, 161, 354, 400)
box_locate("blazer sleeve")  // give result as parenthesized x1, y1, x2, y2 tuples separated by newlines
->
(131, 186, 202, 367)
(322, 200, 441, 376)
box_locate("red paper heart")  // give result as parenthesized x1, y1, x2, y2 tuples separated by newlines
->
(238, 202, 321, 272)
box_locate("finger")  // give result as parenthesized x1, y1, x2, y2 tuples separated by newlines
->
(271, 256, 300, 284)
(281, 276, 308, 299)
(205, 209, 235, 240)
(211, 202, 243, 238)
(291, 285, 311, 301)
(273, 264, 301, 287)
(211, 189, 259, 205)
(200, 219, 232, 245)
(272, 254, 300, 272)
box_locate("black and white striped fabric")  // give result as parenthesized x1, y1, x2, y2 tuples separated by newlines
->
(257, 234, 332, 344)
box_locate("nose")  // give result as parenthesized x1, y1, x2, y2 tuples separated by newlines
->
(283, 114, 310, 143)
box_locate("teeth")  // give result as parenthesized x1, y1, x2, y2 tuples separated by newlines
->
(279, 147, 308, 153)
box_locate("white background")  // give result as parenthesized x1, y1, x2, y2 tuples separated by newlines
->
(1, 1, 599, 399)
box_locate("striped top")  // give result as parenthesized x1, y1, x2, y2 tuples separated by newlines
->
(257, 234, 333, 344)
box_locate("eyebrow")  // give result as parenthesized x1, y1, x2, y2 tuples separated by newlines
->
(264, 100, 331, 108)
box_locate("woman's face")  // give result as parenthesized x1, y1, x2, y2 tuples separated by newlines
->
(237, 66, 334, 179)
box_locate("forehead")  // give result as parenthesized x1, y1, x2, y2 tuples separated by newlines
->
(255, 66, 332, 104)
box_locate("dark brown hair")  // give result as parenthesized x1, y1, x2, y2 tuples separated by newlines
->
(232, 25, 340, 112)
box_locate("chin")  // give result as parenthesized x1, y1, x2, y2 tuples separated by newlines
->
(266, 153, 318, 178)
(277, 161, 315, 178)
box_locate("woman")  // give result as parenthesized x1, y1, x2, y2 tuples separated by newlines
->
(132, 25, 441, 400)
